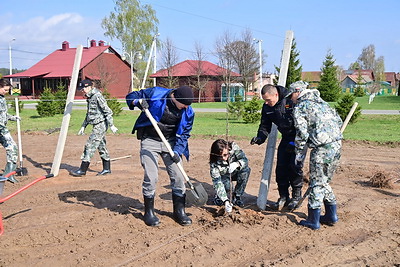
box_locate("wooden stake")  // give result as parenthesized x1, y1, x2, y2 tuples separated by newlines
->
(50, 45, 83, 176)
(257, 30, 293, 210)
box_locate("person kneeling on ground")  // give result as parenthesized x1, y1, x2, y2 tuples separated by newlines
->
(209, 139, 251, 213)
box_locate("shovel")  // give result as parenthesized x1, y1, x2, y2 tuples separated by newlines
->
(142, 107, 208, 207)
(14, 98, 28, 176)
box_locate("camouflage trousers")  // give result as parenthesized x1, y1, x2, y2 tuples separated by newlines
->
(308, 140, 341, 209)
(216, 166, 251, 201)
(0, 127, 18, 164)
(81, 121, 110, 162)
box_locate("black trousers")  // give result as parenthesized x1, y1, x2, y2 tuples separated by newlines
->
(275, 137, 303, 197)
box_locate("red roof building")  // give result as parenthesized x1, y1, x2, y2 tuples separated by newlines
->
(150, 60, 241, 102)
(6, 40, 132, 98)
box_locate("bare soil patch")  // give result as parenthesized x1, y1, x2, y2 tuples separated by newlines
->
(0, 134, 399, 266)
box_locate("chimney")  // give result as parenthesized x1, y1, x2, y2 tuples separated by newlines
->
(90, 39, 96, 47)
(62, 41, 69, 51)
(98, 40, 105, 46)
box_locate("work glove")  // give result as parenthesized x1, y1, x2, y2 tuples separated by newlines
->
(78, 127, 85, 135)
(110, 125, 118, 133)
(286, 141, 295, 154)
(171, 151, 180, 163)
(9, 115, 21, 121)
(224, 200, 233, 213)
(134, 99, 149, 110)
(228, 162, 240, 173)
(250, 136, 264, 145)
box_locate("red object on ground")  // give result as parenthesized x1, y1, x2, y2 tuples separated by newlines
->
(0, 172, 54, 236)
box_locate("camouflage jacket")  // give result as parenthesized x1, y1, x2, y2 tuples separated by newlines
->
(293, 89, 343, 154)
(0, 95, 17, 128)
(82, 88, 114, 127)
(210, 141, 249, 201)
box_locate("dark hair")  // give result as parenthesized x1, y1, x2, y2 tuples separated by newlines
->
(261, 84, 277, 96)
(209, 139, 228, 164)
(0, 79, 11, 88)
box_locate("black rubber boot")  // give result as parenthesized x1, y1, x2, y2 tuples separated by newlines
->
(172, 194, 192, 226)
(97, 159, 111, 176)
(4, 162, 18, 183)
(286, 187, 302, 211)
(271, 187, 290, 211)
(233, 195, 244, 208)
(70, 161, 90, 177)
(320, 201, 338, 226)
(143, 195, 160, 227)
(299, 206, 321, 230)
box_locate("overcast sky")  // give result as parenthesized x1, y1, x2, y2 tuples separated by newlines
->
(1, 0, 399, 74)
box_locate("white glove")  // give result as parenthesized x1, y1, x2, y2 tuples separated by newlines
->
(110, 125, 118, 133)
(10, 115, 21, 121)
(295, 153, 305, 163)
(78, 127, 85, 135)
(228, 162, 240, 173)
(225, 200, 233, 213)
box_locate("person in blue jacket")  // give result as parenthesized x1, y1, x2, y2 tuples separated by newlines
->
(126, 86, 195, 227)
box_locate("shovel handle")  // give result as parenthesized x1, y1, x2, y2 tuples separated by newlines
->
(142, 108, 193, 189)
(14, 98, 23, 164)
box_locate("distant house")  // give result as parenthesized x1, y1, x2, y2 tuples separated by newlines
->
(301, 71, 321, 88)
(150, 60, 241, 102)
(5, 40, 132, 98)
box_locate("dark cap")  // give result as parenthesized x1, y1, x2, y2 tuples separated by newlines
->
(77, 79, 93, 90)
(173, 86, 194, 105)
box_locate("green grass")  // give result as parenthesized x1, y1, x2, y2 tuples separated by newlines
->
(193, 95, 400, 110)
(6, 106, 400, 143)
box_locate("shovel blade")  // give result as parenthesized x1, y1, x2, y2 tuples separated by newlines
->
(186, 182, 208, 207)
(16, 167, 28, 176)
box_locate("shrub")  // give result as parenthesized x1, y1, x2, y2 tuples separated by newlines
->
(54, 82, 67, 114)
(243, 96, 261, 123)
(102, 88, 123, 116)
(36, 87, 57, 117)
(353, 86, 366, 97)
(7, 96, 24, 112)
(227, 95, 245, 119)
(334, 93, 362, 124)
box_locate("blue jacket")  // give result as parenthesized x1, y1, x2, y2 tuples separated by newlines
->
(126, 87, 195, 160)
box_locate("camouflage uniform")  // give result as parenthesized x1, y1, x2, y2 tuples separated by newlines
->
(293, 89, 343, 209)
(0, 95, 18, 179)
(80, 88, 114, 162)
(210, 142, 250, 203)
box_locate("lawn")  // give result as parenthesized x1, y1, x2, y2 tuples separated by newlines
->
(7, 108, 400, 143)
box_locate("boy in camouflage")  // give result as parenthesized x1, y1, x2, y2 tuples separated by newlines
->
(287, 81, 343, 230)
(209, 139, 251, 212)
(0, 79, 20, 183)
(70, 79, 118, 177)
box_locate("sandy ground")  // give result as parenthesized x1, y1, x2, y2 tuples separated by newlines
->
(0, 133, 399, 267)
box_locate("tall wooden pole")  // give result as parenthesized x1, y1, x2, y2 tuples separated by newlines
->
(257, 31, 294, 210)
(50, 45, 83, 176)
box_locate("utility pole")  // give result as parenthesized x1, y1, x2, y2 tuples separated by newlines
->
(9, 38, 16, 86)
(253, 38, 263, 93)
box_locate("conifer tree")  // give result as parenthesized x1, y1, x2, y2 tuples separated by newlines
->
(318, 50, 341, 102)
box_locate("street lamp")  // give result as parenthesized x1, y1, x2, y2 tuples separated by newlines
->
(253, 38, 263, 92)
(122, 51, 142, 91)
(9, 38, 16, 86)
